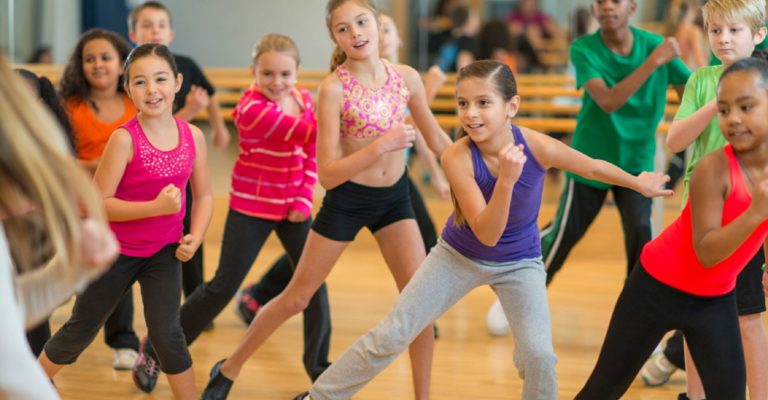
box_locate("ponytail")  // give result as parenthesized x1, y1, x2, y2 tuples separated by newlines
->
(329, 45, 347, 72)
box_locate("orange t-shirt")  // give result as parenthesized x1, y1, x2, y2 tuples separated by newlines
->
(67, 94, 136, 160)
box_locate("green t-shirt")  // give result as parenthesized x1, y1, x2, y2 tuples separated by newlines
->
(674, 65, 726, 204)
(568, 27, 691, 189)
(709, 23, 768, 65)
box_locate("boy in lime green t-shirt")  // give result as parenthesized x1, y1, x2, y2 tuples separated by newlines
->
(639, 1, 768, 399)
(485, 0, 689, 335)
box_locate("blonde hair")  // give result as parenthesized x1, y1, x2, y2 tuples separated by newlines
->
(325, 0, 381, 71)
(0, 55, 104, 274)
(252, 33, 301, 66)
(702, 0, 766, 33)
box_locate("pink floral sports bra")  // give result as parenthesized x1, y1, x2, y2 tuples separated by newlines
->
(336, 60, 410, 138)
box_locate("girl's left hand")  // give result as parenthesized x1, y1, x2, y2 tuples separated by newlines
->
(176, 234, 200, 262)
(286, 210, 307, 223)
(636, 171, 674, 198)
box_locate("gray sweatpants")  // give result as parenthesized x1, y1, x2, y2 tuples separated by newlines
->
(310, 239, 558, 400)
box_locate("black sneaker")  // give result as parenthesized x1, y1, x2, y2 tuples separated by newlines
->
(201, 359, 234, 400)
(677, 394, 690, 400)
(234, 286, 260, 326)
(132, 338, 159, 393)
(292, 391, 310, 400)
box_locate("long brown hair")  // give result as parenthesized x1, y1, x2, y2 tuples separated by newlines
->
(326, 0, 381, 71)
(451, 60, 518, 226)
(59, 28, 131, 111)
(0, 55, 104, 274)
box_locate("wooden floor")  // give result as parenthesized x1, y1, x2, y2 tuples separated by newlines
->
(47, 142, 764, 399)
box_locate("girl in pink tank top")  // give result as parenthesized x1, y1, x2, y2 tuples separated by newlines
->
(39, 44, 211, 399)
(576, 59, 768, 400)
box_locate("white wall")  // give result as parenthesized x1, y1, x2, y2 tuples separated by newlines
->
(161, 0, 341, 70)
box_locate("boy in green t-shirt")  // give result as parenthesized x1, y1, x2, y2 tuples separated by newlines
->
(639, 1, 768, 399)
(485, 0, 689, 333)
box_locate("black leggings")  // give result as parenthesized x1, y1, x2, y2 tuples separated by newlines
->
(576, 264, 745, 400)
(44, 246, 191, 374)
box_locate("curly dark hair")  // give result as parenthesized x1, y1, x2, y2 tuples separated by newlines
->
(59, 28, 131, 112)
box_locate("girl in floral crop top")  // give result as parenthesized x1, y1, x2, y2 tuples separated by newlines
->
(201, 1, 454, 399)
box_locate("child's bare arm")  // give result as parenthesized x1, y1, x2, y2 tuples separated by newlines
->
(400, 65, 453, 158)
(667, 99, 717, 152)
(526, 127, 673, 198)
(690, 153, 768, 266)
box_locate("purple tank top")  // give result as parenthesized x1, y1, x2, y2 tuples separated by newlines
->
(110, 117, 196, 257)
(441, 125, 545, 262)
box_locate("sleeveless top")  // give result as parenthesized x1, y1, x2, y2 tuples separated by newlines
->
(442, 126, 546, 262)
(336, 60, 410, 138)
(642, 144, 768, 296)
(110, 117, 196, 257)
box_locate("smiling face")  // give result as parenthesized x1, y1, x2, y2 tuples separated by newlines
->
(707, 13, 765, 67)
(124, 55, 181, 118)
(253, 50, 298, 103)
(82, 38, 123, 91)
(591, 0, 635, 33)
(717, 70, 768, 152)
(456, 76, 519, 143)
(329, 1, 380, 61)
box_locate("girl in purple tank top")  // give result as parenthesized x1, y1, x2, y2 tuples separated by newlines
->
(287, 60, 671, 400)
(39, 44, 212, 399)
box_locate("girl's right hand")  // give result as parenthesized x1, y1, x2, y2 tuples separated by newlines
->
(155, 184, 182, 215)
(79, 217, 119, 273)
(498, 143, 526, 184)
(377, 124, 416, 153)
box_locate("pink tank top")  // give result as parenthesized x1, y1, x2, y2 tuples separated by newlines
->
(110, 117, 196, 257)
(336, 60, 410, 138)
(641, 145, 768, 296)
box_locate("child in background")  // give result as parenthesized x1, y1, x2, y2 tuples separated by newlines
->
(641, 1, 768, 398)
(39, 43, 212, 400)
(486, 0, 690, 336)
(291, 60, 672, 400)
(128, 0, 229, 312)
(201, 0, 454, 398)
(58, 27, 141, 370)
(664, 0, 709, 70)
(60, 28, 134, 174)
(134, 33, 332, 391)
(576, 57, 768, 400)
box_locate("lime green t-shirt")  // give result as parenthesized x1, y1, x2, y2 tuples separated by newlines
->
(568, 27, 691, 189)
(674, 65, 725, 204)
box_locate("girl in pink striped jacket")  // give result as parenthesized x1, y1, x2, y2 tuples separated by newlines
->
(133, 33, 332, 390)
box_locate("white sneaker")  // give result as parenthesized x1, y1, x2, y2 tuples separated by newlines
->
(112, 348, 139, 371)
(486, 300, 510, 337)
(640, 351, 677, 387)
